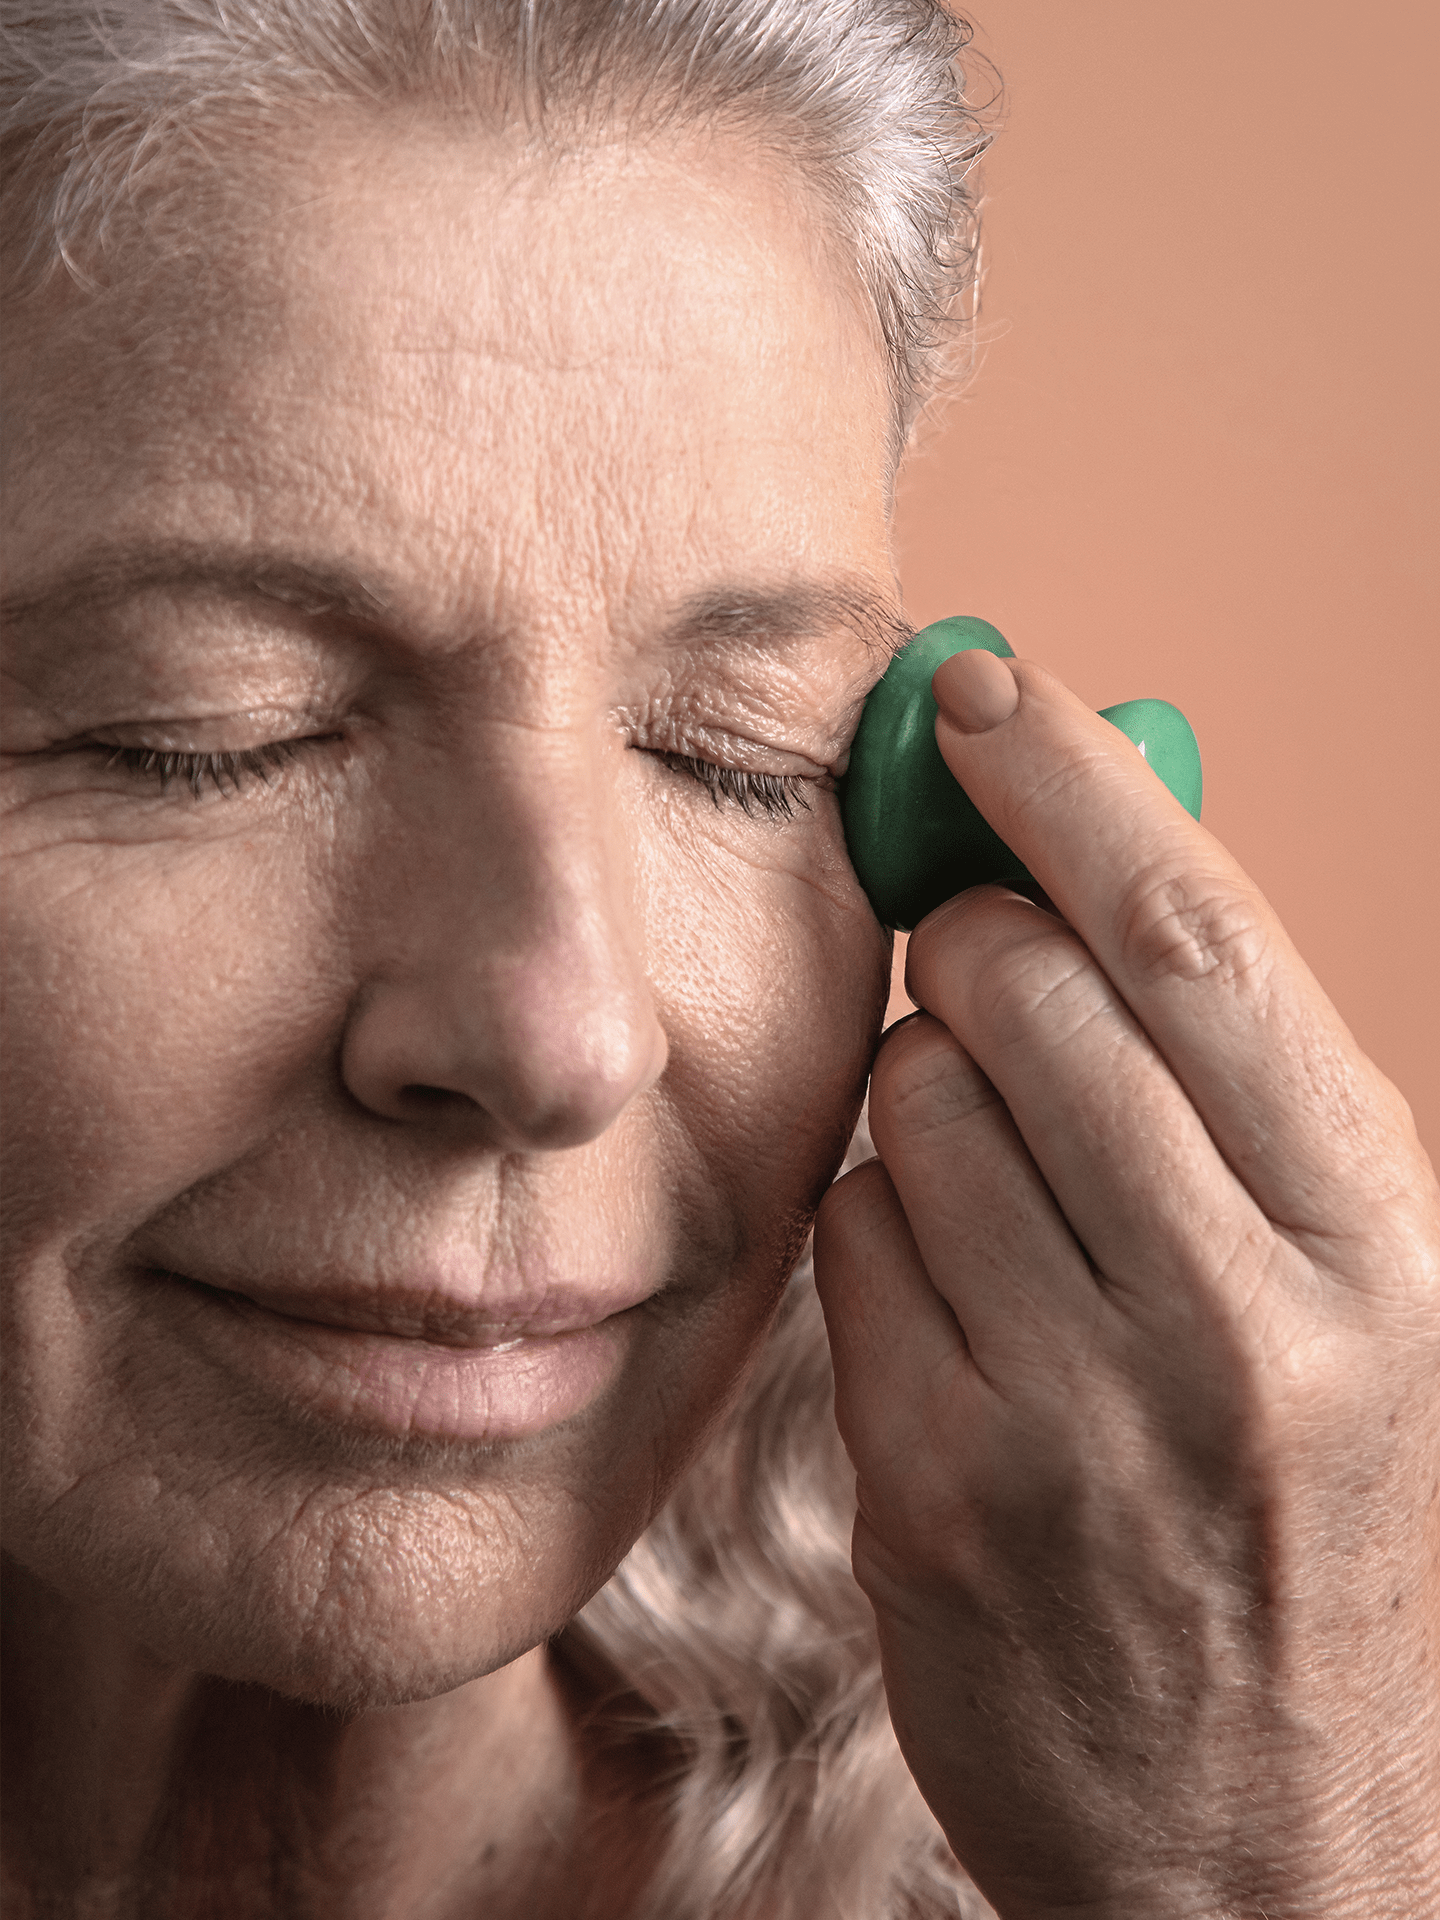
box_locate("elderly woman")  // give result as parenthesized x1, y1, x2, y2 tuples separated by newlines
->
(2, 3, 1436, 1916)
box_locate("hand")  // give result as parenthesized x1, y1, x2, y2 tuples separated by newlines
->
(814, 650, 1440, 1919)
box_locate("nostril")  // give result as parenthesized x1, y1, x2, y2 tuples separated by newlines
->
(398, 1084, 480, 1112)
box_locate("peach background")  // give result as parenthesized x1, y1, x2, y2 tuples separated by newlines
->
(888, 0, 1439, 1158)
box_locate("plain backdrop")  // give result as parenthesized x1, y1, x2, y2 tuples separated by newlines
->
(887, 0, 1439, 1159)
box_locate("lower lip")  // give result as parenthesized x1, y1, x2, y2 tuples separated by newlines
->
(177, 1290, 632, 1443)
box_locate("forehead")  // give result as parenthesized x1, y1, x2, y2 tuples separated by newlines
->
(4, 115, 895, 643)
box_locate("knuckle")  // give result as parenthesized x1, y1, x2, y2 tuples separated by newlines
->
(969, 920, 1107, 1052)
(1118, 866, 1274, 994)
(869, 1016, 997, 1143)
(814, 1158, 900, 1265)
(1005, 734, 1115, 850)
(819, 1155, 890, 1227)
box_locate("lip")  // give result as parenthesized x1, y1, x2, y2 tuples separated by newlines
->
(189, 1275, 657, 1346)
(154, 1268, 653, 1443)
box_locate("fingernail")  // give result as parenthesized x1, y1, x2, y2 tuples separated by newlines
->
(932, 650, 1019, 733)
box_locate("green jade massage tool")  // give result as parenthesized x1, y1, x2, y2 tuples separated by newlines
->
(842, 616, 1203, 931)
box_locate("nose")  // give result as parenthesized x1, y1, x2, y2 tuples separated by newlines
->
(340, 738, 667, 1151)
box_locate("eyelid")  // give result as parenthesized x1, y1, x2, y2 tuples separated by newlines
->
(629, 706, 833, 779)
(100, 741, 301, 796)
(76, 705, 339, 753)
(90, 736, 345, 798)
(651, 749, 822, 822)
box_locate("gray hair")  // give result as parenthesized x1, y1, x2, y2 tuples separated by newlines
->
(1, 6, 999, 1912)
(1, 0, 992, 446)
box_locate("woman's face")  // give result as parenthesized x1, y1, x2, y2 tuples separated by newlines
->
(0, 120, 894, 1704)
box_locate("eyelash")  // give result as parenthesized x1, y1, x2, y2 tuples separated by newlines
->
(657, 751, 813, 820)
(93, 738, 813, 820)
(99, 741, 303, 796)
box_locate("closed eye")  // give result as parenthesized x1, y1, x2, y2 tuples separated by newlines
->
(654, 751, 815, 821)
(93, 737, 334, 796)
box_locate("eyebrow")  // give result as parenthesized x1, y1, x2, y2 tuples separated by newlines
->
(0, 545, 392, 632)
(0, 540, 909, 662)
(664, 577, 910, 663)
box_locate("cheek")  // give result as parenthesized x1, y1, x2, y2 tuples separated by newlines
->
(0, 776, 887, 1295)
(0, 771, 887, 1700)
(0, 826, 336, 1253)
(635, 788, 891, 1240)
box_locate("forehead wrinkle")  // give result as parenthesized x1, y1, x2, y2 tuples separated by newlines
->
(5, 130, 896, 668)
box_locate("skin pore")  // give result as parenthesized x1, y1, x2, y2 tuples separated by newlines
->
(0, 117, 895, 1913)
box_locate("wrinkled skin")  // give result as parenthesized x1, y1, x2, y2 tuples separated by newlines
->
(1, 123, 893, 1913)
(816, 647, 1440, 1917)
(3, 106, 1439, 1920)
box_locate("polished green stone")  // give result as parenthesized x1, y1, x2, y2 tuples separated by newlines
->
(841, 616, 1202, 930)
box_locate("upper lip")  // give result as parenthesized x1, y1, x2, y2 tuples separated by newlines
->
(163, 1272, 656, 1348)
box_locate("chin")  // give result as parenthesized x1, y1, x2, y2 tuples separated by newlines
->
(22, 1467, 626, 1710)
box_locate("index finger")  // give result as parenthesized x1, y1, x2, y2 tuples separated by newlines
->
(915, 652, 1414, 1237)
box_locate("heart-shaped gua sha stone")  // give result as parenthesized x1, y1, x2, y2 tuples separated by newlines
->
(841, 616, 1202, 931)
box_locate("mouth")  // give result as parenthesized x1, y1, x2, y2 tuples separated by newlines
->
(149, 1266, 652, 1443)
(170, 1272, 654, 1347)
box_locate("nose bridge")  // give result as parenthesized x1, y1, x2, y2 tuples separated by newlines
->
(473, 733, 647, 1037)
(342, 715, 666, 1149)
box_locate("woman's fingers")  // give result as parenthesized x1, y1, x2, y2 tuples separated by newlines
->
(813, 1154, 972, 1474)
(816, 654, 1440, 1916)
(924, 653, 1413, 1256)
(901, 890, 1282, 1317)
(860, 1015, 1105, 1353)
